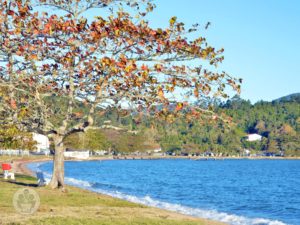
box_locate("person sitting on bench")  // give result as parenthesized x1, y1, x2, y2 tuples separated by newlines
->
(2, 162, 15, 180)
(36, 171, 46, 186)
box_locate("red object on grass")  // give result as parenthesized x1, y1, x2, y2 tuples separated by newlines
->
(1, 163, 12, 171)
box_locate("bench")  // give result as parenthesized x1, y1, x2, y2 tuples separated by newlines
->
(1, 163, 15, 180)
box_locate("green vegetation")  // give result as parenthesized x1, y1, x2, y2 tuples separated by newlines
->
(0, 174, 222, 225)
(0, 125, 36, 150)
(63, 128, 159, 154)
(96, 94, 300, 156)
(2, 94, 300, 157)
(217, 95, 300, 156)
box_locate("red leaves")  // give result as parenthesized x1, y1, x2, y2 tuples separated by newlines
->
(7, 10, 15, 16)
(0, 0, 239, 127)
(16, 46, 25, 56)
(141, 64, 148, 71)
(18, 6, 29, 18)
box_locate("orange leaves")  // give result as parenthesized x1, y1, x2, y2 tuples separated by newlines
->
(127, 39, 134, 46)
(101, 57, 112, 67)
(89, 46, 96, 52)
(124, 61, 137, 74)
(119, 54, 128, 64)
(90, 31, 100, 40)
(28, 54, 38, 60)
(0, 0, 240, 130)
(141, 64, 148, 71)
(194, 88, 199, 98)
(116, 61, 125, 69)
(175, 102, 183, 111)
(114, 28, 121, 36)
(10, 99, 17, 110)
(157, 87, 165, 100)
(94, 85, 100, 91)
(125, 64, 133, 73)
(33, 29, 39, 35)
(18, 5, 29, 18)
(73, 112, 83, 118)
(43, 23, 53, 35)
(166, 85, 175, 93)
(154, 64, 163, 72)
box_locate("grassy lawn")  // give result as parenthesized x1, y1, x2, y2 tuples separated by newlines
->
(0, 173, 223, 225)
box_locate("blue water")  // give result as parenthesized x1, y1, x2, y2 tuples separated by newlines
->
(29, 159, 300, 225)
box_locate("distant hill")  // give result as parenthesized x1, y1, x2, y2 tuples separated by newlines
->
(273, 93, 300, 103)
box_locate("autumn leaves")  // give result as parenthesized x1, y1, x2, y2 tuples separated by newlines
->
(0, 0, 241, 130)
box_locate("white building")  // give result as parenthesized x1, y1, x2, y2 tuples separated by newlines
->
(32, 133, 50, 152)
(244, 149, 251, 156)
(152, 148, 162, 153)
(246, 134, 262, 142)
(64, 151, 90, 159)
(93, 150, 108, 156)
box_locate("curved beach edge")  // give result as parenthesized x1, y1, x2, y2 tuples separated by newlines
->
(8, 157, 226, 225)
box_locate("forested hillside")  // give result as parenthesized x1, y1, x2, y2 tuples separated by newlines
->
(97, 94, 300, 156)
(1, 94, 299, 156)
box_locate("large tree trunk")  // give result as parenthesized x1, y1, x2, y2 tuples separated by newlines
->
(49, 135, 65, 190)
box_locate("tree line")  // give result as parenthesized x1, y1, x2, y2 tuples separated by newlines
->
(60, 94, 300, 156)
(1, 94, 299, 156)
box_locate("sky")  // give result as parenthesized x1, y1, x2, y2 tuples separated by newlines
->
(41, 0, 300, 103)
(143, 0, 300, 103)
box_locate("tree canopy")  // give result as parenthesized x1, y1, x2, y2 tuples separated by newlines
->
(0, 0, 240, 189)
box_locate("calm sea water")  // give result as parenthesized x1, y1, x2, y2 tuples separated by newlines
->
(29, 159, 300, 225)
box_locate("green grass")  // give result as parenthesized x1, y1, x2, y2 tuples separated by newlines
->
(0, 174, 223, 225)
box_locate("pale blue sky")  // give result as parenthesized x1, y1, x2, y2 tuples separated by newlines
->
(144, 0, 300, 103)
(42, 1, 300, 103)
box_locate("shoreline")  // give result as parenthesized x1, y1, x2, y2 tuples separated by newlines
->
(4, 157, 225, 225)
(8, 154, 300, 179)
(6, 154, 300, 178)
(17, 157, 295, 225)
(2, 156, 294, 225)
(105, 156, 300, 160)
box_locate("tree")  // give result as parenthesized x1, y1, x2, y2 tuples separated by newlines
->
(267, 139, 279, 153)
(0, 0, 240, 189)
(255, 120, 266, 133)
(63, 129, 111, 151)
(0, 125, 36, 150)
(279, 124, 296, 136)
